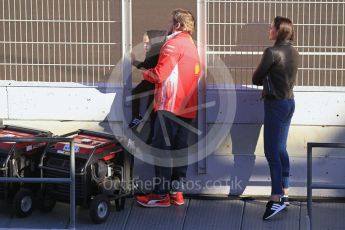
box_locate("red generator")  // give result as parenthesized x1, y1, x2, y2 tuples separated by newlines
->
(39, 129, 133, 224)
(0, 125, 51, 217)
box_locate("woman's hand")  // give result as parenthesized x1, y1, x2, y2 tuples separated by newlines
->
(131, 52, 136, 64)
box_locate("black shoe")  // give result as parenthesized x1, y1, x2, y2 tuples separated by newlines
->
(263, 200, 286, 220)
(128, 115, 143, 128)
(146, 138, 152, 145)
(281, 195, 290, 206)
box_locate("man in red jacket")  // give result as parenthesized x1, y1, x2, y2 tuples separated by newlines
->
(136, 8, 200, 207)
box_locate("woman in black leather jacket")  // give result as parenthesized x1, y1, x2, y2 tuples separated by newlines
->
(252, 16, 299, 220)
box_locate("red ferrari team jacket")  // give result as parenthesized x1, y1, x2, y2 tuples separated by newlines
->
(143, 31, 201, 119)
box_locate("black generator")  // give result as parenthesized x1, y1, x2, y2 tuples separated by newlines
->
(39, 129, 133, 224)
(0, 125, 51, 217)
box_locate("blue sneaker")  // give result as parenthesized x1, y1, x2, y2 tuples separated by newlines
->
(128, 115, 143, 128)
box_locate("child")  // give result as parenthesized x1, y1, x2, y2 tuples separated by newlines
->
(129, 30, 166, 144)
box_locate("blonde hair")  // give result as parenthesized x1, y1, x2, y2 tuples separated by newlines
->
(172, 8, 195, 35)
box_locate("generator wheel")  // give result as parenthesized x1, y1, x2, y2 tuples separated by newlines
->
(89, 194, 111, 224)
(36, 190, 56, 213)
(13, 188, 34, 217)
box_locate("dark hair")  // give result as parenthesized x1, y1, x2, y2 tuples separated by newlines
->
(273, 16, 294, 43)
(172, 8, 195, 34)
(145, 30, 166, 61)
(138, 30, 166, 69)
(145, 30, 166, 46)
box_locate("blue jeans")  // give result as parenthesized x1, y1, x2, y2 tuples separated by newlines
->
(264, 99, 295, 195)
(151, 111, 192, 195)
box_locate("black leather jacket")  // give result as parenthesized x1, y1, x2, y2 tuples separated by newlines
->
(252, 40, 299, 100)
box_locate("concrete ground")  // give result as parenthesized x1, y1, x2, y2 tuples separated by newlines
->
(1, 120, 344, 229)
(0, 198, 344, 230)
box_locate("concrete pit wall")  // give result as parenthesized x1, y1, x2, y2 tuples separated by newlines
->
(1, 81, 345, 197)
